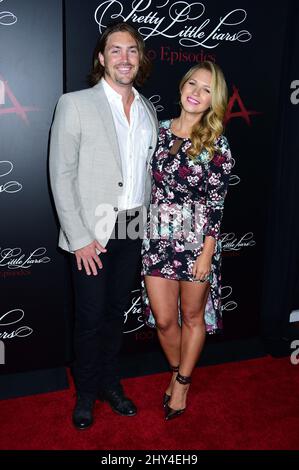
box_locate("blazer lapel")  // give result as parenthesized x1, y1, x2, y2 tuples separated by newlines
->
(91, 81, 122, 174)
(92, 82, 158, 174)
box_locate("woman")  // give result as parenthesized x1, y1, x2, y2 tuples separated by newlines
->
(141, 61, 232, 420)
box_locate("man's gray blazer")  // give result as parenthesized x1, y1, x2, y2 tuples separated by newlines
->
(49, 80, 158, 253)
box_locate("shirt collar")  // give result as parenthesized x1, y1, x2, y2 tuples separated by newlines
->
(101, 78, 140, 103)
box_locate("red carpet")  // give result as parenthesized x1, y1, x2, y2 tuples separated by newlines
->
(0, 356, 298, 450)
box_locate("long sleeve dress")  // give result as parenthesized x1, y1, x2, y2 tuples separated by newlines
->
(141, 119, 232, 334)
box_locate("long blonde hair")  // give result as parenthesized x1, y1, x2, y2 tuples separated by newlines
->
(179, 61, 228, 161)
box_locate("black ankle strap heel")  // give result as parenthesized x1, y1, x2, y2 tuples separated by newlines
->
(163, 364, 180, 407)
(176, 372, 192, 385)
(164, 372, 192, 421)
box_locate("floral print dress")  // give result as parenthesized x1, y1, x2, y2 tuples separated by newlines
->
(141, 120, 232, 334)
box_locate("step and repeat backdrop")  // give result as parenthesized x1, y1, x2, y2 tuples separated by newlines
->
(64, 0, 288, 354)
(0, 0, 290, 383)
(0, 0, 71, 375)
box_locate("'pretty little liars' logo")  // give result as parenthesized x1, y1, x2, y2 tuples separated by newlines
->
(0, 75, 39, 124)
(94, 1, 252, 49)
(225, 85, 262, 125)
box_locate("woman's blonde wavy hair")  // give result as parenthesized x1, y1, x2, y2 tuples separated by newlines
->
(179, 61, 228, 161)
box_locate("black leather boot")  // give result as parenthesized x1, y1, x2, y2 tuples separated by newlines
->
(98, 386, 137, 416)
(72, 394, 95, 430)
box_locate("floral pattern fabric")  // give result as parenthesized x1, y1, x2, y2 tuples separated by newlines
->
(141, 120, 232, 334)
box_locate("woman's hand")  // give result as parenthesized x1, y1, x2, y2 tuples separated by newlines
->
(192, 252, 212, 282)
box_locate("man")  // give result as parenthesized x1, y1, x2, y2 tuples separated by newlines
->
(49, 22, 158, 430)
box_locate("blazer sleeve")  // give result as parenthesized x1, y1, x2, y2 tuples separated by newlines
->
(49, 94, 94, 251)
(205, 135, 232, 241)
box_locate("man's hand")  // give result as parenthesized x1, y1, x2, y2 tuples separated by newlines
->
(75, 240, 107, 276)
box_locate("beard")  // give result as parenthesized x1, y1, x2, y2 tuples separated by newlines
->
(105, 62, 139, 86)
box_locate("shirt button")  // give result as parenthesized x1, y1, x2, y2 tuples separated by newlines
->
(118, 182, 123, 187)
(114, 207, 118, 212)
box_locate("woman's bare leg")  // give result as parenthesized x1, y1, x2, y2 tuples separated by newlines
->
(145, 276, 180, 395)
(168, 280, 210, 411)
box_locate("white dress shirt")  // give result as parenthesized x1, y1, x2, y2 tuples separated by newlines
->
(102, 78, 152, 210)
